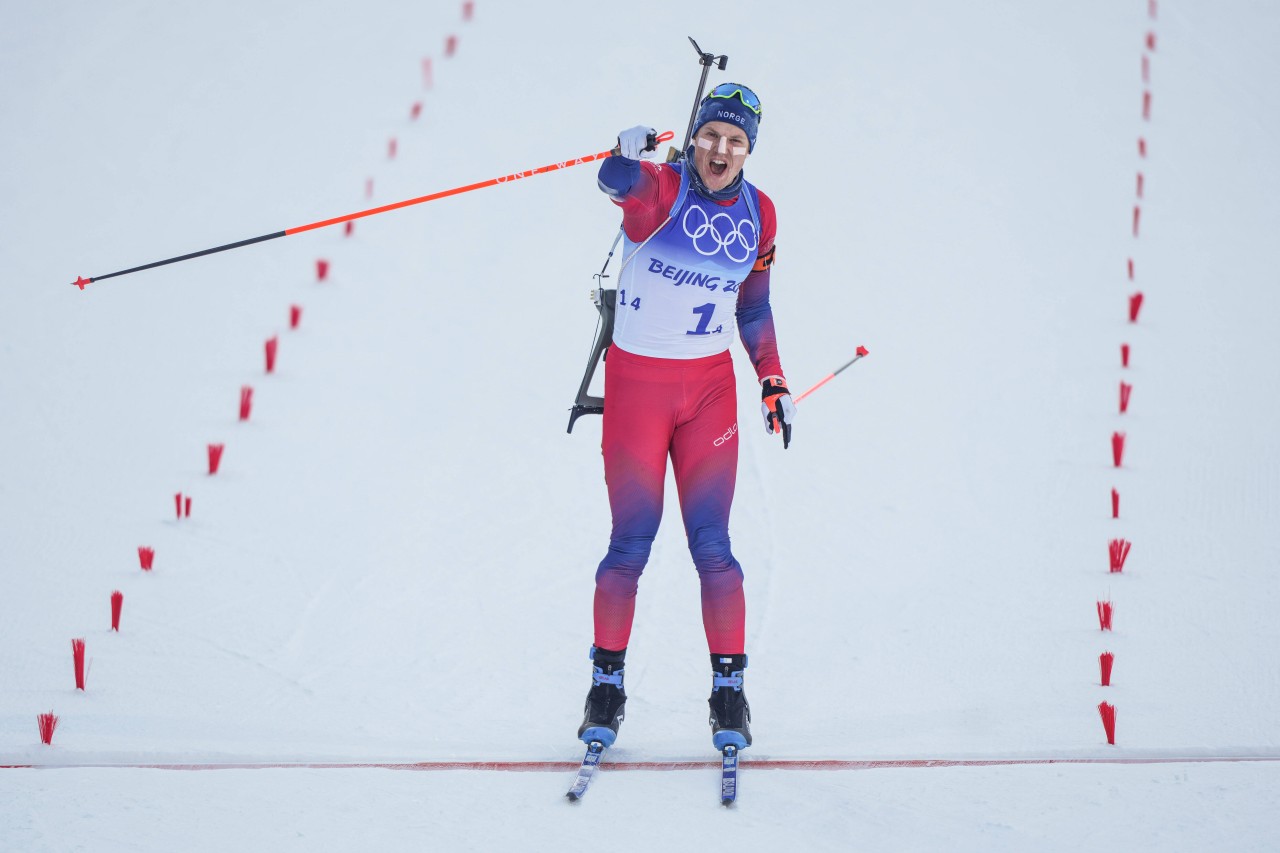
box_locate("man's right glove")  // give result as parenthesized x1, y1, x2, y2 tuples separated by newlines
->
(760, 376, 796, 450)
(615, 125, 658, 161)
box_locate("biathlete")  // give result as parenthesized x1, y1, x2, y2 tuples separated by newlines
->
(577, 83, 795, 752)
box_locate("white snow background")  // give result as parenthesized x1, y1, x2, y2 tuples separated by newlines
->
(2, 1, 1279, 850)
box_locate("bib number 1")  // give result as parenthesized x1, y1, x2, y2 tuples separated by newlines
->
(687, 303, 723, 336)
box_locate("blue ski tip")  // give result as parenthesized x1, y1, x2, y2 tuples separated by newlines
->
(579, 727, 617, 748)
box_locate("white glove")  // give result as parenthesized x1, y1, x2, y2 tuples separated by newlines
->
(760, 376, 796, 449)
(616, 125, 658, 161)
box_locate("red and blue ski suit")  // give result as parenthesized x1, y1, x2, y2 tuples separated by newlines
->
(592, 156, 784, 655)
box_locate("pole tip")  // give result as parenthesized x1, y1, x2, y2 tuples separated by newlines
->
(72, 276, 91, 290)
(856, 345, 869, 356)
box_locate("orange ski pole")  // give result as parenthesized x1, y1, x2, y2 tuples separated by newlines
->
(793, 346, 870, 404)
(71, 131, 675, 290)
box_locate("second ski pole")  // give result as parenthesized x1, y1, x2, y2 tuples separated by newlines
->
(794, 346, 870, 404)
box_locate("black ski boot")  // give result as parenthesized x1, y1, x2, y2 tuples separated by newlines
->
(577, 646, 626, 747)
(708, 653, 752, 750)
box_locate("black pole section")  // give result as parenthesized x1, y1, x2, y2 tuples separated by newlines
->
(678, 37, 729, 159)
(72, 230, 286, 289)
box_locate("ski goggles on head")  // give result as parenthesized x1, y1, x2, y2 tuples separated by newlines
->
(706, 83, 762, 115)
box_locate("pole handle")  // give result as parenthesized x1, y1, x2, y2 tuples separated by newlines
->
(609, 130, 675, 158)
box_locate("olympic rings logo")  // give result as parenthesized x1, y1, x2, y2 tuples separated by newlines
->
(682, 205, 757, 264)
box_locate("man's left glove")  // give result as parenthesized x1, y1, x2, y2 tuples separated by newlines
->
(615, 125, 659, 161)
(760, 376, 796, 449)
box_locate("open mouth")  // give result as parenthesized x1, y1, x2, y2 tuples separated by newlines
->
(709, 158, 728, 177)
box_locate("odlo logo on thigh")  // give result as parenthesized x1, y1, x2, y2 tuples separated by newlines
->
(714, 423, 738, 447)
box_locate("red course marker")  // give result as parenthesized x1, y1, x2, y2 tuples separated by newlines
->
(1097, 600, 1114, 631)
(1098, 702, 1118, 745)
(1112, 432, 1126, 468)
(37, 712, 58, 745)
(72, 638, 86, 690)
(1109, 539, 1132, 573)
(207, 443, 225, 475)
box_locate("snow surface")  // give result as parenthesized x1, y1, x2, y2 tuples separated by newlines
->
(3, 0, 1280, 850)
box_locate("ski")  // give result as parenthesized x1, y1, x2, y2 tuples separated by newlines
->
(720, 745, 740, 806)
(565, 740, 606, 801)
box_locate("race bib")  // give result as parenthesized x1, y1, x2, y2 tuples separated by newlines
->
(613, 192, 758, 359)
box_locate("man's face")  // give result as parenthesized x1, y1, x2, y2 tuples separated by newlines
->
(692, 120, 750, 193)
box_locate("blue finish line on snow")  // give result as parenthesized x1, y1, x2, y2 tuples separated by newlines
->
(7, 755, 1280, 772)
